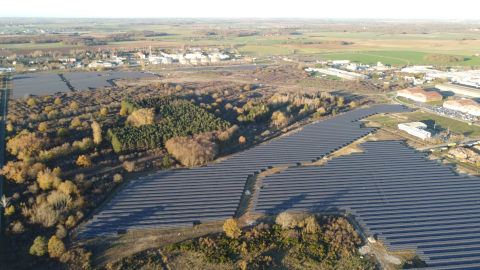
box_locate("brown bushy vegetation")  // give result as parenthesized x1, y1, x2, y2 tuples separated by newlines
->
(423, 54, 464, 62)
(165, 215, 370, 268)
(165, 132, 219, 166)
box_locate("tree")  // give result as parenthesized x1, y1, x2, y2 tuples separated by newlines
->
(276, 212, 294, 229)
(58, 180, 77, 195)
(70, 101, 79, 110)
(77, 155, 92, 167)
(6, 124, 13, 132)
(48, 236, 65, 258)
(30, 236, 48, 256)
(54, 97, 62, 105)
(27, 98, 37, 106)
(70, 117, 81, 128)
(338, 96, 345, 106)
(175, 85, 182, 91)
(223, 218, 241, 239)
(239, 136, 246, 145)
(100, 108, 108, 116)
(163, 156, 170, 167)
(120, 107, 128, 116)
(38, 122, 49, 132)
(243, 85, 250, 91)
(349, 101, 357, 108)
(91, 121, 102, 144)
(56, 225, 67, 239)
(57, 128, 70, 138)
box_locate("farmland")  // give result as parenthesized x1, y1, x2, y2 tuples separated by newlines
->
(323, 51, 480, 66)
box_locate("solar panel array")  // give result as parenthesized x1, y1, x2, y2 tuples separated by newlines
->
(251, 141, 480, 270)
(13, 74, 71, 98)
(77, 105, 413, 239)
(64, 71, 158, 90)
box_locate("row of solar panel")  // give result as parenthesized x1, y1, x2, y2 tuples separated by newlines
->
(77, 105, 414, 239)
(250, 141, 480, 269)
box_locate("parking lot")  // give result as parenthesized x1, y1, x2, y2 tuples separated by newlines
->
(427, 106, 479, 122)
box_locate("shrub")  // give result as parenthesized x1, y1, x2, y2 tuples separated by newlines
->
(58, 180, 77, 195)
(12, 221, 25, 234)
(77, 155, 92, 167)
(27, 98, 37, 106)
(5, 205, 15, 215)
(54, 97, 62, 105)
(123, 161, 136, 172)
(70, 101, 79, 109)
(244, 85, 250, 91)
(239, 136, 246, 145)
(30, 236, 48, 256)
(223, 218, 241, 239)
(120, 107, 128, 116)
(276, 212, 294, 229)
(38, 122, 49, 132)
(165, 133, 218, 166)
(57, 128, 70, 138)
(37, 168, 61, 190)
(6, 124, 13, 132)
(113, 174, 123, 183)
(91, 121, 102, 144)
(175, 85, 182, 91)
(100, 108, 108, 116)
(48, 236, 66, 258)
(70, 117, 82, 128)
(126, 108, 155, 127)
(56, 225, 67, 239)
(349, 101, 357, 108)
(30, 203, 60, 227)
(163, 156, 170, 167)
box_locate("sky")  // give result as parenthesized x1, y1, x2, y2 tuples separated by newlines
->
(1, 0, 479, 20)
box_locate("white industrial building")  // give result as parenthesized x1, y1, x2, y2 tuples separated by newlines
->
(332, 60, 350, 65)
(398, 122, 432, 140)
(443, 99, 480, 116)
(305, 68, 370, 80)
(436, 83, 480, 98)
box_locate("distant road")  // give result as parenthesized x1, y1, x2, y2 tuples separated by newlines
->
(175, 64, 276, 71)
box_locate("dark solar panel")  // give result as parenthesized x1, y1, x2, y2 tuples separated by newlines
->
(77, 105, 414, 239)
(250, 141, 480, 269)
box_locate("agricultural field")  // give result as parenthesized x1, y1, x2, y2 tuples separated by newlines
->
(323, 51, 480, 66)
(237, 45, 292, 56)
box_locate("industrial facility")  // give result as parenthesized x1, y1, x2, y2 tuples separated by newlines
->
(436, 83, 480, 97)
(398, 122, 431, 139)
(397, 88, 443, 102)
(443, 99, 480, 116)
(305, 67, 370, 80)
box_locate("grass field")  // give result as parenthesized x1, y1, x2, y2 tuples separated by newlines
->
(426, 99, 446, 106)
(323, 51, 480, 66)
(304, 32, 480, 41)
(364, 114, 409, 129)
(400, 111, 480, 137)
(237, 45, 292, 55)
(395, 97, 415, 104)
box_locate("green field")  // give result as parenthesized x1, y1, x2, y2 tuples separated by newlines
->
(323, 51, 480, 66)
(304, 32, 480, 41)
(400, 111, 480, 137)
(364, 114, 409, 129)
(395, 97, 415, 104)
(237, 45, 292, 55)
(426, 99, 446, 106)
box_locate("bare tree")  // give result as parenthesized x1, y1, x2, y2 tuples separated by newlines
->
(276, 212, 294, 229)
(0, 195, 10, 208)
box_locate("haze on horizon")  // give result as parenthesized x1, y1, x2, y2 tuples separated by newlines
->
(1, 0, 479, 20)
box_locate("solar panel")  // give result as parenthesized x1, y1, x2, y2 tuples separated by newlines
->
(250, 141, 480, 269)
(77, 105, 414, 239)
